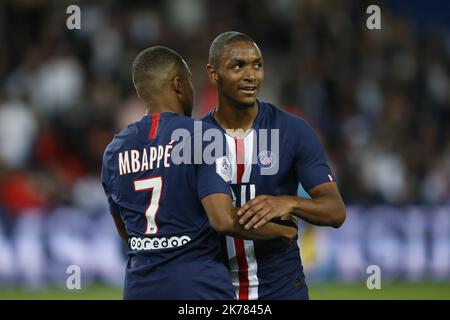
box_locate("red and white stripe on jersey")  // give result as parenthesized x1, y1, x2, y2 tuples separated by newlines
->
(225, 132, 259, 300)
(149, 114, 160, 140)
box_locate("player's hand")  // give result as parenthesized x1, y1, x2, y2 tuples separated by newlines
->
(237, 195, 296, 229)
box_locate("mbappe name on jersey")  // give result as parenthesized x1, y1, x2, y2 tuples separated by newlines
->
(118, 143, 173, 175)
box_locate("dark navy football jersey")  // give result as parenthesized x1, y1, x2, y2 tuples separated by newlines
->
(101, 112, 235, 300)
(201, 101, 334, 300)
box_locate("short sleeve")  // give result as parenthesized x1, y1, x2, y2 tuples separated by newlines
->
(192, 125, 232, 199)
(101, 149, 121, 217)
(294, 122, 334, 191)
(196, 156, 232, 200)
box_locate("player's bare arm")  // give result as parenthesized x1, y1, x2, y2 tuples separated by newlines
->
(112, 215, 128, 246)
(201, 193, 297, 240)
(237, 181, 346, 229)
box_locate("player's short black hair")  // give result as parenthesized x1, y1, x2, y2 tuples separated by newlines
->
(208, 31, 255, 67)
(132, 46, 186, 89)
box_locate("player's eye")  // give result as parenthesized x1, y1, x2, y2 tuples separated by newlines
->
(232, 63, 242, 71)
(254, 62, 262, 69)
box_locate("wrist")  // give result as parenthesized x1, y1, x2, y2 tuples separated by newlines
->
(285, 195, 299, 213)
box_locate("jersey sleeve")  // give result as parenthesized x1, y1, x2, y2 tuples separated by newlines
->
(101, 148, 121, 217)
(196, 156, 232, 200)
(293, 121, 333, 192)
(192, 125, 232, 200)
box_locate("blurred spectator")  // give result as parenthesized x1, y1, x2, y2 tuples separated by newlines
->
(0, 0, 449, 216)
(0, 97, 37, 168)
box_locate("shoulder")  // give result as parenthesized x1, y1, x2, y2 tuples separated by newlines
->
(102, 119, 144, 163)
(199, 111, 216, 126)
(173, 114, 219, 136)
(106, 122, 138, 149)
(166, 115, 217, 138)
(101, 125, 137, 183)
(261, 101, 313, 135)
(260, 102, 326, 160)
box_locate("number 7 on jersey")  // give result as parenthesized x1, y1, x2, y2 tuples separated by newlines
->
(133, 176, 162, 235)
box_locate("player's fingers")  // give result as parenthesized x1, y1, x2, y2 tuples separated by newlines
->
(237, 199, 259, 217)
(239, 203, 266, 225)
(237, 202, 258, 216)
(237, 205, 248, 216)
(237, 195, 267, 216)
(253, 212, 276, 229)
(245, 207, 271, 229)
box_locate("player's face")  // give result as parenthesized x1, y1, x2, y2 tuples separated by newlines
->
(180, 60, 194, 117)
(215, 41, 264, 108)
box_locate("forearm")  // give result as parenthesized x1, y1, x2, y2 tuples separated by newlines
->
(226, 222, 296, 240)
(225, 211, 297, 240)
(289, 195, 345, 228)
(202, 193, 297, 240)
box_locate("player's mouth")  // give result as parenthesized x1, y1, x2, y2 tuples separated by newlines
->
(238, 86, 258, 95)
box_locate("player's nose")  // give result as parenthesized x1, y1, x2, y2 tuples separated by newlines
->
(243, 72, 256, 83)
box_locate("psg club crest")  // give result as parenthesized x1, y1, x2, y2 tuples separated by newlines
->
(257, 150, 276, 169)
(216, 156, 232, 182)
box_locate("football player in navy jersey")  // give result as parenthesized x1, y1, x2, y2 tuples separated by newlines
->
(202, 32, 346, 300)
(101, 46, 297, 299)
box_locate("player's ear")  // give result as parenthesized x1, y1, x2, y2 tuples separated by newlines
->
(172, 75, 187, 105)
(173, 76, 183, 95)
(206, 64, 218, 84)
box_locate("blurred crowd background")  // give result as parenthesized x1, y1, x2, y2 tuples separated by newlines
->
(0, 0, 449, 289)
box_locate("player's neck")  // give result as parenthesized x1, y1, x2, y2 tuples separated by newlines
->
(214, 99, 258, 132)
(144, 96, 184, 116)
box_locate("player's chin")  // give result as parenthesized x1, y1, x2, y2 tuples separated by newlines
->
(235, 94, 257, 108)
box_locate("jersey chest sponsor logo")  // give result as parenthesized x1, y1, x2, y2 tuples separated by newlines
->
(257, 150, 276, 169)
(129, 235, 191, 251)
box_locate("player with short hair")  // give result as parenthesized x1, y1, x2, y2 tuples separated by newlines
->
(202, 32, 346, 300)
(101, 46, 297, 299)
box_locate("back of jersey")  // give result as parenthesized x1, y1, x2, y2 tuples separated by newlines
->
(102, 113, 235, 299)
